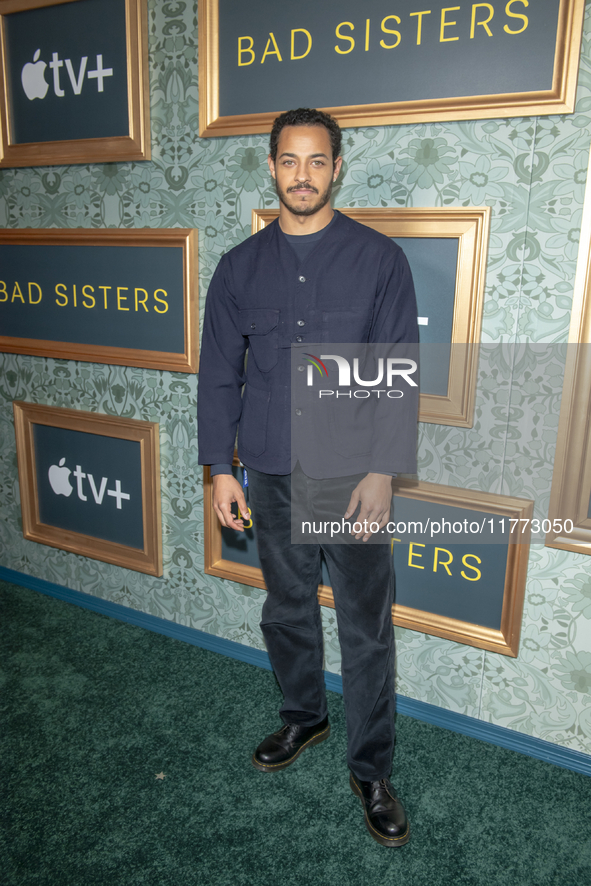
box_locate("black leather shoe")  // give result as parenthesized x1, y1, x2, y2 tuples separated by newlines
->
(251, 716, 330, 772)
(350, 773, 410, 847)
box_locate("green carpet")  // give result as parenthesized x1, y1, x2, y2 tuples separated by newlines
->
(2, 580, 590, 886)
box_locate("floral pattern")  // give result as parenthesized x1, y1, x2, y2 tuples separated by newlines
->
(397, 136, 458, 190)
(0, 0, 591, 755)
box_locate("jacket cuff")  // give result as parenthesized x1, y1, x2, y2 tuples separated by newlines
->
(209, 463, 233, 476)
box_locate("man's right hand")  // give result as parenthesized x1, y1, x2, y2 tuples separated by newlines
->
(212, 473, 250, 532)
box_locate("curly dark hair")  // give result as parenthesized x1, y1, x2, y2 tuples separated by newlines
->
(269, 108, 342, 165)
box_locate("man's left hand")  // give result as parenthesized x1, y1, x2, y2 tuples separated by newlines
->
(344, 473, 393, 542)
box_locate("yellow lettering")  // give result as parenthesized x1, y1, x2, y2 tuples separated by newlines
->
(11, 281, 25, 303)
(153, 289, 169, 314)
(291, 28, 312, 60)
(98, 285, 111, 309)
(365, 18, 370, 51)
(461, 554, 482, 581)
(135, 288, 149, 312)
(408, 543, 425, 569)
(238, 36, 255, 66)
(28, 282, 42, 304)
(433, 547, 453, 576)
(410, 10, 431, 45)
(335, 21, 355, 54)
(504, 0, 528, 34)
(0, 281, 7, 302)
(471, 3, 494, 37)
(117, 286, 129, 311)
(55, 283, 68, 307)
(82, 285, 95, 309)
(72, 283, 77, 308)
(440, 6, 460, 41)
(380, 15, 401, 48)
(261, 32, 282, 63)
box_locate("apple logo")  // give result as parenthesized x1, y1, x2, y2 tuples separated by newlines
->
(21, 49, 48, 101)
(48, 457, 73, 497)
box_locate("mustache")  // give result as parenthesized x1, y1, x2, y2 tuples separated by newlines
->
(287, 184, 319, 193)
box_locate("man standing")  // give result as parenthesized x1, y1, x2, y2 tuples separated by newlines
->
(198, 108, 418, 847)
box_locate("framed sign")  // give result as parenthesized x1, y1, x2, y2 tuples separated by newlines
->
(253, 207, 491, 427)
(203, 459, 533, 656)
(0, 0, 150, 167)
(199, 0, 584, 136)
(0, 228, 198, 373)
(13, 401, 162, 575)
(546, 149, 591, 555)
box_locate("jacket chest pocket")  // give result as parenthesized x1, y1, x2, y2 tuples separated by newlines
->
(239, 309, 280, 373)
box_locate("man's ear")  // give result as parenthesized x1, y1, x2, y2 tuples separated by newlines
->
(267, 155, 276, 179)
(333, 156, 343, 182)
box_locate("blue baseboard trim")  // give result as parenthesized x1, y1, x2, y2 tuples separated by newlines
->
(2, 564, 590, 777)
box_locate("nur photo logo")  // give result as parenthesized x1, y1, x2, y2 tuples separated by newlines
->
(303, 351, 418, 398)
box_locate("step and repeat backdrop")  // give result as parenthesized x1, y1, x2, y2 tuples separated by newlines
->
(2, 0, 590, 660)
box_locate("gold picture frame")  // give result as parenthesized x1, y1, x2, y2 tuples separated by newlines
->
(203, 459, 532, 657)
(0, 0, 150, 167)
(199, 0, 584, 137)
(0, 227, 198, 372)
(546, 147, 591, 554)
(13, 400, 162, 575)
(252, 207, 490, 427)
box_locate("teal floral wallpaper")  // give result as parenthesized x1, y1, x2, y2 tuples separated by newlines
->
(1, 0, 591, 755)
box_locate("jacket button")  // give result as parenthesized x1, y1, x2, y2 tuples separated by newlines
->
(251, 323, 256, 329)
(296, 335, 303, 342)
(297, 319, 305, 327)
(295, 409, 302, 416)
(298, 275, 306, 283)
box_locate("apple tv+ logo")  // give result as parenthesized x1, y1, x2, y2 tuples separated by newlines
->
(34, 423, 143, 550)
(48, 456, 131, 510)
(21, 49, 113, 101)
(4, 0, 128, 144)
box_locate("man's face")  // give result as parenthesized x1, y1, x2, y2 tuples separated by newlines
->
(268, 125, 342, 217)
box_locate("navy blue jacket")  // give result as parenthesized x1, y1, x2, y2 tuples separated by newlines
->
(198, 211, 418, 475)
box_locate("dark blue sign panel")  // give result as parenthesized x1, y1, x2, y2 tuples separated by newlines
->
(393, 237, 458, 397)
(393, 539, 505, 629)
(4, 0, 128, 143)
(222, 521, 258, 569)
(0, 230, 198, 372)
(33, 423, 143, 549)
(14, 401, 162, 574)
(390, 494, 508, 629)
(217, 0, 560, 116)
(0, 243, 184, 352)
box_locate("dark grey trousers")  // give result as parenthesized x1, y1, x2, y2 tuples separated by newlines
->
(247, 464, 396, 781)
